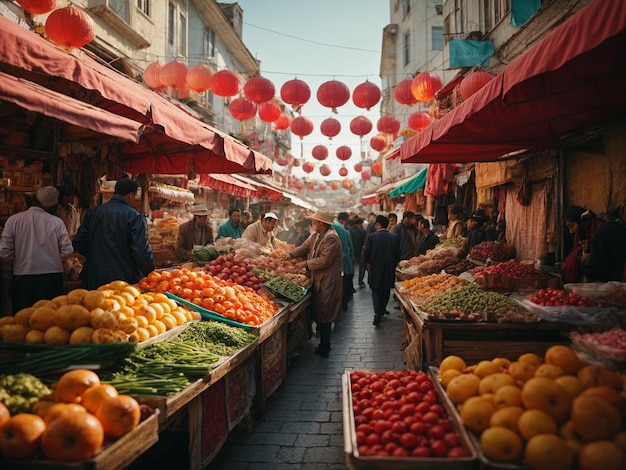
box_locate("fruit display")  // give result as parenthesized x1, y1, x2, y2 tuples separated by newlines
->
(469, 241, 515, 262)
(396, 247, 462, 279)
(203, 253, 266, 289)
(345, 369, 475, 461)
(435, 347, 626, 469)
(570, 327, 626, 368)
(444, 258, 476, 276)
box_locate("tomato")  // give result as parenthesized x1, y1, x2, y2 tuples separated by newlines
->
(350, 383, 360, 393)
(355, 431, 367, 445)
(443, 432, 460, 448)
(371, 381, 384, 392)
(393, 447, 409, 457)
(427, 424, 446, 439)
(380, 429, 395, 445)
(430, 439, 448, 457)
(406, 391, 423, 403)
(372, 409, 384, 420)
(422, 411, 439, 423)
(384, 442, 398, 454)
(415, 402, 430, 414)
(429, 404, 444, 416)
(399, 432, 417, 449)
(398, 404, 415, 417)
(406, 382, 421, 393)
(373, 420, 390, 435)
(410, 421, 426, 435)
(447, 446, 469, 458)
(402, 415, 417, 426)
(391, 421, 406, 434)
(412, 446, 431, 457)
(356, 423, 371, 434)
(365, 433, 380, 446)
(387, 379, 401, 389)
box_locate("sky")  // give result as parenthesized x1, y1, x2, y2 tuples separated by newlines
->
(234, 0, 391, 181)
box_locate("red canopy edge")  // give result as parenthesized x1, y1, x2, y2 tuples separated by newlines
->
(198, 173, 257, 198)
(361, 193, 378, 206)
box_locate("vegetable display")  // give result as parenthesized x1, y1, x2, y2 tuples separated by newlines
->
(0, 373, 50, 415)
(263, 276, 308, 302)
(192, 246, 219, 264)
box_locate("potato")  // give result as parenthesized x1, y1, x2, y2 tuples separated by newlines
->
(90, 308, 117, 329)
(69, 326, 94, 344)
(14, 307, 35, 326)
(92, 328, 116, 344)
(25, 329, 45, 343)
(82, 291, 105, 310)
(0, 316, 16, 326)
(29, 307, 57, 330)
(0, 324, 28, 342)
(44, 326, 70, 345)
(53, 304, 91, 330)
(66, 288, 89, 305)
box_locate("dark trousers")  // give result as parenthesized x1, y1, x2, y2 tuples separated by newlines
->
(371, 288, 391, 318)
(318, 322, 332, 353)
(11, 273, 64, 313)
(357, 261, 366, 285)
(342, 275, 353, 309)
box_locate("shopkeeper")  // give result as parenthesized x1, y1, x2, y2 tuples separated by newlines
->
(584, 201, 626, 282)
(216, 208, 242, 240)
(176, 204, 214, 261)
(242, 212, 279, 249)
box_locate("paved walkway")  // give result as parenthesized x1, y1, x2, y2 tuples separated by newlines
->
(210, 284, 407, 469)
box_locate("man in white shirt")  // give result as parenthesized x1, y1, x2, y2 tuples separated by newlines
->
(242, 212, 279, 249)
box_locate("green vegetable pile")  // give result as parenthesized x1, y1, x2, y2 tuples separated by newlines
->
(177, 320, 257, 356)
(0, 373, 51, 415)
(264, 276, 307, 302)
(192, 246, 219, 264)
(422, 283, 523, 315)
(251, 268, 277, 281)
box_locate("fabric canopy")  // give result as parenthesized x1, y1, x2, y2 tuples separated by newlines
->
(198, 173, 257, 197)
(0, 16, 272, 175)
(232, 175, 284, 201)
(401, 0, 626, 163)
(0, 71, 143, 143)
(389, 167, 427, 198)
(361, 193, 378, 206)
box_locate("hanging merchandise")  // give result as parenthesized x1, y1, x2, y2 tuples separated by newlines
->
(290, 116, 314, 138)
(274, 112, 292, 130)
(459, 71, 494, 100)
(258, 101, 281, 123)
(336, 146, 352, 161)
(411, 71, 443, 102)
(159, 60, 188, 89)
(143, 61, 164, 89)
(377, 115, 401, 135)
(148, 183, 195, 204)
(16, 0, 56, 14)
(311, 145, 329, 161)
(370, 135, 387, 151)
(229, 97, 257, 121)
(408, 112, 431, 132)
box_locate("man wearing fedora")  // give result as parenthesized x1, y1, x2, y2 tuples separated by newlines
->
(463, 208, 487, 254)
(284, 212, 342, 358)
(242, 212, 280, 250)
(176, 204, 215, 261)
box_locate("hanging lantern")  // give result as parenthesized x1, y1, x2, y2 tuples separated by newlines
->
(394, 79, 418, 106)
(319, 164, 331, 177)
(143, 62, 164, 89)
(408, 112, 431, 132)
(331, 181, 339, 191)
(258, 100, 281, 123)
(350, 116, 373, 137)
(243, 76, 275, 103)
(336, 146, 352, 161)
(341, 179, 351, 189)
(459, 71, 494, 100)
(45, 6, 95, 49)
(312, 145, 329, 161)
(338, 167, 348, 177)
(319, 183, 327, 191)
(280, 78, 311, 110)
(294, 181, 304, 191)
(354, 162, 363, 172)
(16, 0, 56, 15)
(274, 112, 292, 130)
(302, 161, 315, 174)
(377, 115, 401, 135)
(411, 71, 443, 102)
(317, 80, 350, 113)
(307, 181, 316, 190)
(290, 116, 314, 139)
(361, 170, 371, 181)
(352, 80, 381, 111)
(210, 70, 240, 97)
(370, 135, 387, 152)
(186, 64, 213, 92)
(159, 60, 188, 89)
(372, 162, 382, 177)
(229, 97, 257, 121)
(320, 117, 341, 140)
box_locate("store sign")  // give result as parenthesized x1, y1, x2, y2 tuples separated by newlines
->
(449, 40, 494, 68)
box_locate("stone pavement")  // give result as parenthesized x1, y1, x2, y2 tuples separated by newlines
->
(209, 284, 407, 469)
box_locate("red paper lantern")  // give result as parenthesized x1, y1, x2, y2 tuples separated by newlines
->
(350, 116, 373, 137)
(186, 64, 213, 92)
(338, 167, 348, 177)
(354, 162, 363, 172)
(336, 146, 352, 161)
(290, 116, 314, 139)
(280, 79, 311, 109)
(302, 161, 315, 174)
(307, 181, 316, 190)
(143, 62, 164, 89)
(377, 115, 401, 135)
(159, 60, 188, 89)
(370, 135, 387, 152)
(243, 76, 275, 103)
(16, 0, 56, 14)
(317, 80, 350, 113)
(45, 6, 95, 48)
(331, 181, 339, 191)
(459, 71, 494, 100)
(319, 183, 327, 191)
(320, 118, 341, 140)
(372, 162, 382, 177)
(210, 70, 240, 97)
(294, 181, 304, 191)
(274, 112, 292, 130)
(361, 170, 371, 181)
(352, 80, 381, 110)
(312, 145, 329, 161)
(319, 164, 332, 177)
(411, 71, 443, 102)
(394, 79, 418, 106)
(258, 101, 281, 123)
(408, 112, 431, 132)
(341, 179, 351, 189)
(229, 97, 257, 121)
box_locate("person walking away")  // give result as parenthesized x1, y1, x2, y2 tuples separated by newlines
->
(562, 205, 604, 283)
(463, 209, 487, 254)
(242, 212, 280, 250)
(55, 183, 81, 239)
(362, 215, 400, 326)
(334, 212, 355, 310)
(416, 218, 439, 255)
(284, 212, 342, 358)
(583, 201, 626, 282)
(73, 178, 155, 290)
(294, 219, 311, 246)
(216, 208, 242, 240)
(441, 204, 465, 241)
(1, 186, 74, 313)
(349, 218, 367, 288)
(176, 204, 215, 261)
(392, 211, 417, 260)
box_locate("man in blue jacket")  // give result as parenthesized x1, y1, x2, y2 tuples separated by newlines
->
(73, 178, 155, 289)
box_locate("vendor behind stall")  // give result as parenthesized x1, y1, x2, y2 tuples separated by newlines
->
(176, 204, 214, 261)
(562, 205, 604, 283)
(242, 212, 279, 250)
(583, 201, 626, 282)
(216, 208, 242, 240)
(463, 209, 487, 253)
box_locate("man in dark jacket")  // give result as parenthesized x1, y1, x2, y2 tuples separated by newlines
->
(584, 201, 626, 282)
(349, 218, 367, 288)
(73, 178, 155, 289)
(391, 211, 417, 260)
(362, 215, 400, 326)
(416, 218, 439, 255)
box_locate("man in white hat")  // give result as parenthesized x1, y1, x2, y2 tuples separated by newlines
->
(242, 212, 280, 249)
(176, 204, 215, 261)
(0, 186, 74, 312)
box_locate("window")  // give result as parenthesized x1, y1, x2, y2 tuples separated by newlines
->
(432, 26, 443, 50)
(136, 0, 150, 17)
(483, 0, 510, 32)
(179, 12, 187, 56)
(402, 0, 410, 18)
(109, 0, 129, 23)
(403, 31, 410, 67)
(203, 27, 215, 59)
(168, 2, 175, 46)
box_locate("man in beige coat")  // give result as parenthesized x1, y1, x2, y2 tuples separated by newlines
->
(285, 212, 342, 358)
(242, 212, 279, 249)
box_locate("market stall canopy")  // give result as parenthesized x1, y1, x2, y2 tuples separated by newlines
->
(232, 175, 284, 201)
(401, 0, 626, 164)
(0, 16, 272, 175)
(361, 193, 378, 206)
(198, 173, 257, 198)
(389, 167, 427, 198)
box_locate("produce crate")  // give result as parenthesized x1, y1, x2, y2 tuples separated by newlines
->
(342, 370, 477, 470)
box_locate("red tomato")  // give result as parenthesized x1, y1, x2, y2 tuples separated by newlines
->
(447, 446, 469, 458)
(412, 446, 431, 457)
(415, 402, 430, 414)
(398, 404, 415, 417)
(373, 420, 390, 435)
(410, 421, 426, 435)
(365, 433, 380, 446)
(430, 439, 448, 457)
(355, 431, 367, 445)
(393, 447, 409, 457)
(391, 421, 406, 434)
(443, 432, 460, 448)
(400, 432, 418, 449)
(422, 411, 439, 423)
(427, 424, 446, 439)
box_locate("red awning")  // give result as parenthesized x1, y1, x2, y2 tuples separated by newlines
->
(0, 71, 143, 143)
(401, 0, 626, 164)
(198, 173, 257, 197)
(361, 193, 378, 206)
(0, 16, 272, 175)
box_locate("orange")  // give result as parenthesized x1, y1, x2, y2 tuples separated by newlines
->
(521, 377, 572, 424)
(474, 360, 500, 378)
(492, 357, 512, 370)
(525, 434, 574, 470)
(570, 394, 622, 442)
(440, 369, 462, 388)
(480, 426, 523, 463)
(534, 363, 565, 379)
(578, 440, 626, 470)
(518, 352, 542, 366)
(577, 365, 623, 389)
(0, 413, 46, 460)
(81, 384, 119, 414)
(517, 409, 557, 441)
(439, 355, 467, 375)
(446, 373, 481, 404)
(95, 395, 141, 437)
(493, 384, 523, 408)
(554, 375, 585, 400)
(55, 369, 100, 404)
(489, 405, 525, 432)
(544, 345, 583, 375)
(508, 361, 536, 382)
(460, 396, 496, 433)
(43, 403, 87, 425)
(0, 402, 10, 427)
(479, 373, 516, 395)
(41, 411, 104, 461)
